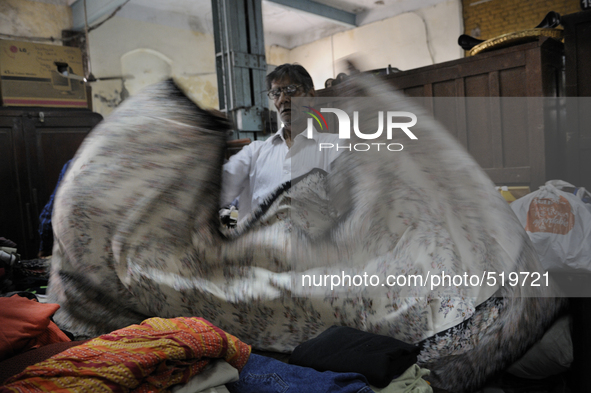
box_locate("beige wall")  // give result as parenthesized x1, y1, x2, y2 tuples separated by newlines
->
(266, 45, 290, 69)
(269, 0, 463, 90)
(2, 0, 463, 117)
(0, 0, 72, 44)
(88, 13, 218, 117)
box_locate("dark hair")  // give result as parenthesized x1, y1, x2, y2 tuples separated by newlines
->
(266, 63, 314, 93)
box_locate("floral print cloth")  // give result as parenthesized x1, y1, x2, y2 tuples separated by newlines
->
(46, 79, 563, 392)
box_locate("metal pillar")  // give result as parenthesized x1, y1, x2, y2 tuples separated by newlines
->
(211, 0, 268, 141)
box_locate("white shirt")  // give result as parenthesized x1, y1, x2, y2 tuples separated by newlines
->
(221, 127, 342, 219)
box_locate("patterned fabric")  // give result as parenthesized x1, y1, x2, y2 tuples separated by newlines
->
(221, 126, 341, 219)
(46, 79, 564, 393)
(418, 297, 505, 359)
(13, 258, 51, 279)
(1, 317, 251, 393)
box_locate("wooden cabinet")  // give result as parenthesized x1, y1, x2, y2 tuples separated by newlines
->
(562, 11, 591, 190)
(0, 108, 102, 259)
(318, 37, 565, 191)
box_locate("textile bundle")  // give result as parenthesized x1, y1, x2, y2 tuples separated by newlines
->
(1, 317, 251, 392)
(46, 78, 564, 392)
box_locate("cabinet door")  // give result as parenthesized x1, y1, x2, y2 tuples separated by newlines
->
(563, 12, 591, 190)
(21, 110, 103, 258)
(0, 110, 102, 260)
(24, 111, 103, 219)
(0, 115, 31, 258)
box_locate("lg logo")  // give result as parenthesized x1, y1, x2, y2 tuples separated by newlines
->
(9, 46, 27, 53)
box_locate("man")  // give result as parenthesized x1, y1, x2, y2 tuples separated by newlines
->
(220, 63, 341, 220)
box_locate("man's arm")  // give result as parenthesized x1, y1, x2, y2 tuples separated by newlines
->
(220, 144, 254, 208)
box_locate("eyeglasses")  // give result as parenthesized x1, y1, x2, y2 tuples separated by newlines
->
(267, 84, 302, 99)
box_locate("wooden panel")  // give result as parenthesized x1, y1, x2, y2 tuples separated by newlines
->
(316, 37, 564, 190)
(454, 79, 468, 148)
(403, 86, 424, 97)
(463, 76, 492, 168)
(0, 115, 37, 257)
(28, 111, 102, 257)
(484, 167, 531, 185)
(553, 14, 591, 388)
(0, 108, 102, 259)
(433, 98, 459, 140)
(465, 99, 493, 169)
(499, 67, 527, 97)
(423, 84, 434, 113)
(580, 100, 591, 142)
(24, 111, 101, 220)
(385, 47, 527, 90)
(488, 72, 503, 169)
(525, 45, 544, 98)
(432, 80, 456, 97)
(0, 117, 29, 255)
(34, 129, 89, 211)
(578, 97, 591, 190)
(464, 74, 490, 97)
(500, 97, 529, 168)
(573, 16, 591, 189)
(574, 20, 591, 96)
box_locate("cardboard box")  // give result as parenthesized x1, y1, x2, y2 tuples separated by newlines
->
(0, 40, 87, 108)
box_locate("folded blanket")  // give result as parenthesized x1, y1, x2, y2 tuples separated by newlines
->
(1, 317, 251, 393)
(0, 340, 88, 385)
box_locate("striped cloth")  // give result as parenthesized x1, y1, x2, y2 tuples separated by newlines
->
(1, 317, 251, 393)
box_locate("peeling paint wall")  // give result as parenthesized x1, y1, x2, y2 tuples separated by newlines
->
(87, 12, 218, 117)
(284, 0, 463, 90)
(265, 45, 290, 69)
(87, 7, 291, 118)
(0, 0, 72, 44)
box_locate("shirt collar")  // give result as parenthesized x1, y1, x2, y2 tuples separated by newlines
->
(295, 126, 319, 142)
(272, 126, 320, 144)
(271, 127, 286, 144)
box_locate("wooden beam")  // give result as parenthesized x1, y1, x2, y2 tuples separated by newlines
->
(266, 0, 356, 27)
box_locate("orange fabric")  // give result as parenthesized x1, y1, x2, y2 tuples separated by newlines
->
(2, 317, 251, 393)
(0, 296, 64, 361)
(29, 321, 71, 350)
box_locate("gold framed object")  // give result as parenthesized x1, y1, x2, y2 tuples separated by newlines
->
(469, 28, 564, 56)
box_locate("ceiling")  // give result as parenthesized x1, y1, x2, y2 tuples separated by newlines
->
(68, 0, 450, 49)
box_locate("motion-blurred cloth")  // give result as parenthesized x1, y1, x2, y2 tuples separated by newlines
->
(47, 78, 562, 393)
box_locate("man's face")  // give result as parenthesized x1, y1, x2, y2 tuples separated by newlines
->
(270, 77, 314, 131)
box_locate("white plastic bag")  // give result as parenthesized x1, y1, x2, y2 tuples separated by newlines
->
(510, 180, 591, 272)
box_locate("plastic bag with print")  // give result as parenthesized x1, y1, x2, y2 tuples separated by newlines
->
(511, 180, 591, 272)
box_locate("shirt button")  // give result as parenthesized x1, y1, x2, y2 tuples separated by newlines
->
(284, 170, 289, 174)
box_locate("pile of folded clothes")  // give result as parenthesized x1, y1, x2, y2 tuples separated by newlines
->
(1, 317, 430, 393)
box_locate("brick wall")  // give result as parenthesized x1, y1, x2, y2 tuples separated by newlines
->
(462, 0, 581, 39)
